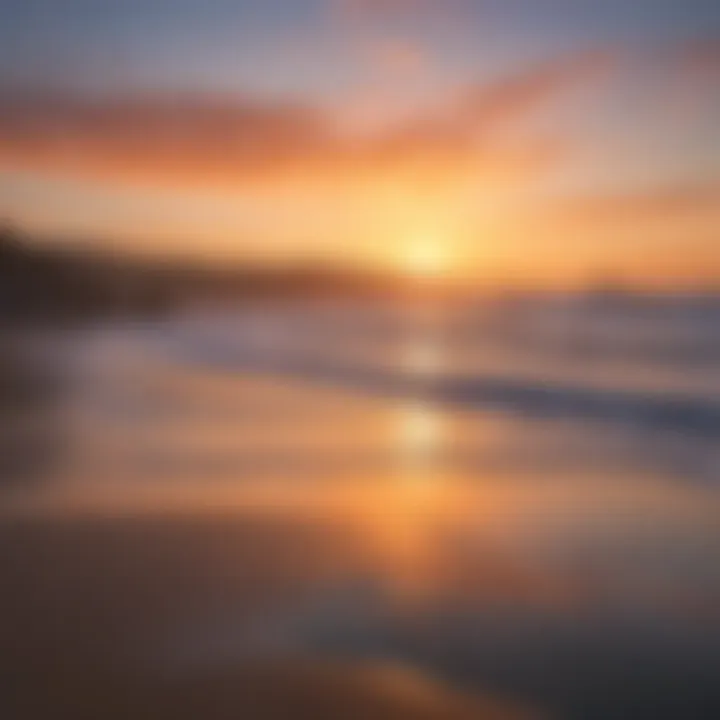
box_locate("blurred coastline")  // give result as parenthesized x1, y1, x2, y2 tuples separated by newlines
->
(1, 224, 719, 719)
(1, 0, 718, 714)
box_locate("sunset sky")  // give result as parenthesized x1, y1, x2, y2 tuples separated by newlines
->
(1, 0, 719, 285)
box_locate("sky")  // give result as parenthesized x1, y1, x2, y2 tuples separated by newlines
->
(0, 0, 719, 286)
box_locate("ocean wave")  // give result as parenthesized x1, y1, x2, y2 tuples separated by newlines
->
(164, 333, 720, 440)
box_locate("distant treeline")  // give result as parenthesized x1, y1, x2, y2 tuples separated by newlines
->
(0, 225, 441, 325)
(0, 224, 173, 324)
(3, 225, 716, 327)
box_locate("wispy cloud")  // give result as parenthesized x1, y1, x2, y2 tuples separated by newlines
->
(556, 183, 720, 225)
(0, 51, 604, 191)
(676, 36, 720, 77)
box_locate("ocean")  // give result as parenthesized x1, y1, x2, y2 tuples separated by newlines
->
(1, 293, 719, 719)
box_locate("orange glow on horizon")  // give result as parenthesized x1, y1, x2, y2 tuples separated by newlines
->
(0, 44, 718, 288)
(399, 237, 451, 279)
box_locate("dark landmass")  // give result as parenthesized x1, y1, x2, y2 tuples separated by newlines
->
(0, 224, 455, 326)
(2, 223, 719, 328)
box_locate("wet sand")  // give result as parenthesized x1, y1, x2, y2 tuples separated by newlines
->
(0, 512, 531, 720)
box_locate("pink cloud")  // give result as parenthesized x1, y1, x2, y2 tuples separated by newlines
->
(0, 52, 607, 190)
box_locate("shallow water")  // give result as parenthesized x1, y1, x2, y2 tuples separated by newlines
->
(1, 297, 719, 719)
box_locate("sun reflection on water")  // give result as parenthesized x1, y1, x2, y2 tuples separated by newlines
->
(397, 401, 443, 471)
(395, 315, 448, 474)
(402, 342, 444, 377)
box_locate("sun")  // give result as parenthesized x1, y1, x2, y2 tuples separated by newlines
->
(402, 238, 449, 279)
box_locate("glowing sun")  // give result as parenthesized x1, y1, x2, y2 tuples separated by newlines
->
(402, 238, 449, 279)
